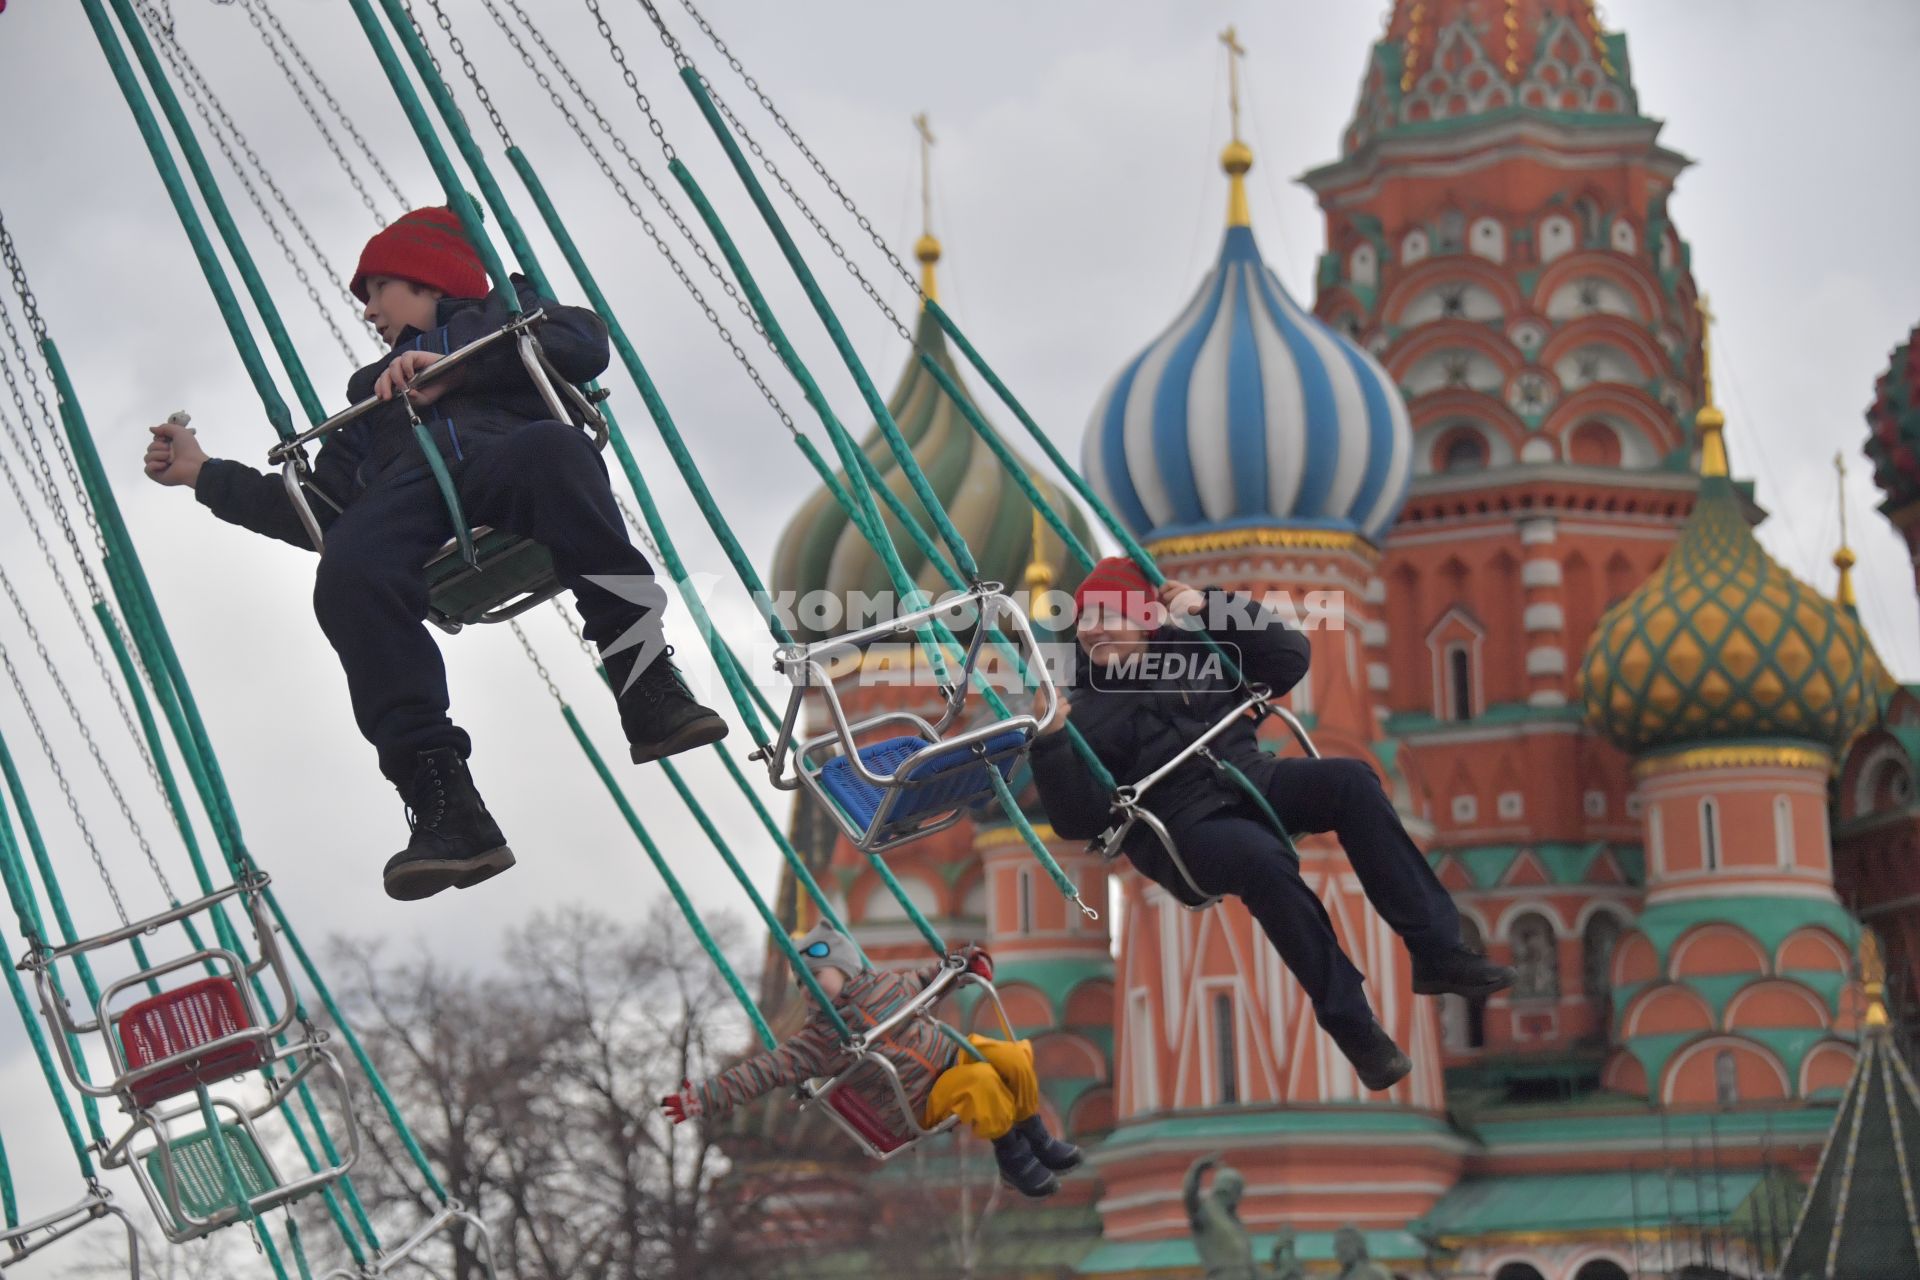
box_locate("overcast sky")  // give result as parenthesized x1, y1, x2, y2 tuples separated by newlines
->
(0, 0, 1915, 1266)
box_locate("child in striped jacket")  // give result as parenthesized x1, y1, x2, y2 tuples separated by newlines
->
(660, 922, 1082, 1197)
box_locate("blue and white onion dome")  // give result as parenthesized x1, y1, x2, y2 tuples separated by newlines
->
(1085, 138, 1412, 544)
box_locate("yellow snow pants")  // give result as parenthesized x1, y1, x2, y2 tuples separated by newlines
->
(921, 1035, 1039, 1140)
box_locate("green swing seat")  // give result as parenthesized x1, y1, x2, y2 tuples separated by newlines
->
(423, 524, 561, 632)
(144, 1122, 277, 1230)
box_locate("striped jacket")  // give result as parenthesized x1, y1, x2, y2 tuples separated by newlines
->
(692, 963, 959, 1129)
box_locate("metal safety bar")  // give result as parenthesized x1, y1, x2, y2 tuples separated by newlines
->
(1096, 686, 1320, 912)
(0, 1186, 141, 1275)
(795, 955, 1017, 1162)
(267, 310, 609, 554)
(27, 877, 300, 1104)
(106, 1040, 359, 1245)
(318, 1199, 498, 1279)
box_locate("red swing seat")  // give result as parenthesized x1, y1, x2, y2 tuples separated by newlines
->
(824, 1088, 912, 1156)
(117, 976, 266, 1109)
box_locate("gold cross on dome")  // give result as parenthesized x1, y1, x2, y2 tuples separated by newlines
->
(913, 112, 935, 235)
(1220, 26, 1246, 143)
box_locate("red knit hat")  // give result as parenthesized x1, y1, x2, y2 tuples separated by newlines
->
(349, 207, 489, 303)
(1072, 555, 1159, 628)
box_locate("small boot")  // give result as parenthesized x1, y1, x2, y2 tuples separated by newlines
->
(604, 644, 729, 764)
(991, 1129, 1060, 1198)
(1412, 944, 1517, 998)
(1332, 1019, 1412, 1092)
(383, 749, 515, 902)
(1013, 1115, 1083, 1173)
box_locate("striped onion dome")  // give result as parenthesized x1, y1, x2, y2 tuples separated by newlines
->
(770, 256, 1092, 644)
(1084, 142, 1412, 544)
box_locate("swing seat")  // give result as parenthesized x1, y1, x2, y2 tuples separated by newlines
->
(424, 524, 561, 633)
(117, 977, 266, 1109)
(825, 1088, 913, 1156)
(144, 1122, 277, 1230)
(816, 728, 1027, 836)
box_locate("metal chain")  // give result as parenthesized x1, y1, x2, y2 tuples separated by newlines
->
(0, 564, 175, 906)
(135, 1, 376, 362)
(0, 399, 175, 817)
(487, 0, 800, 435)
(671, 0, 924, 303)
(509, 620, 568, 707)
(0, 637, 132, 928)
(238, 0, 394, 226)
(249, 0, 409, 209)
(611, 491, 667, 565)
(580, 0, 677, 156)
(422, 0, 512, 148)
(0, 226, 106, 561)
(548, 598, 598, 662)
(397, 0, 459, 117)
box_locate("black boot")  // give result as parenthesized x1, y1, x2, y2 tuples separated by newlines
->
(383, 749, 515, 902)
(1332, 1020, 1412, 1092)
(1013, 1115, 1083, 1173)
(1412, 944, 1517, 998)
(991, 1129, 1059, 1198)
(604, 644, 728, 764)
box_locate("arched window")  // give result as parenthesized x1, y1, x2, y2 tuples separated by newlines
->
(1700, 797, 1721, 871)
(1402, 227, 1430, 265)
(1715, 1049, 1738, 1105)
(1774, 796, 1795, 870)
(1494, 1263, 1548, 1280)
(1212, 992, 1238, 1104)
(1583, 912, 1624, 1030)
(1436, 209, 1466, 254)
(1442, 432, 1488, 473)
(1509, 912, 1559, 999)
(1569, 420, 1623, 468)
(1573, 1262, 1631, 1280)
(1446, 645, 1474, 722)
(1350, 242, 1378, 288)
(1017, 867, 1034, 934)
(1470, 217, 1505, 262)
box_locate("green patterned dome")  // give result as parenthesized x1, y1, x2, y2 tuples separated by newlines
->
(1580, 419, 1876, 756)
(770, 304, 1092, 643)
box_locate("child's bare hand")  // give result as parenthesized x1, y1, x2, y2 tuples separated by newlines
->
(373, 350, 451, 406)
(1159, 579, 1206, 622)
(144, 420, 206, 488)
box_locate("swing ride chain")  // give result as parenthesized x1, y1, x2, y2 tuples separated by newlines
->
(581, 0, 677, 157)
(0, 565, 177, 911)
(420, 0, 512, 149)
(671, 0, 925, 304)
(481, 0, 801, 436)
(510, 619, 567, 708)
(250, 0, 411, 209)
(234, 0, 395, 226)
(135, 0, 373, 362)
(0, 637, 135, 929)
(611, 492, 669, 567)
(639, 0, 911, 343)
(0, 407, 175, 817)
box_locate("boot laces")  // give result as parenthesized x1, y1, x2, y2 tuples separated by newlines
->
(405, 760, 450, 831)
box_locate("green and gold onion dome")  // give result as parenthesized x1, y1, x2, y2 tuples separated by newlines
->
(770, 240, 1092, 643)
(1581, 404, 1877, 755)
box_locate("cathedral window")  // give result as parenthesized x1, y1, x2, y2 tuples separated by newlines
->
(1470, 217, 1505, 263)
(1349, 242, 1378, 288)
(1436, 209, 1466, 254)
(1127, 990, 1157, 1113)
(1018, 867, 1034, 935)
(1540, 215, 1576, 262)
(1610, 219, 1638, 255)
(1509, 912, 1560, 999)
(1582, 912, 1624, 1028)
(1211, 991, 1238, 1105)
(1445, 643, 1475, 720)
(1700, 797, 1721, 871)
(1714, 1050, 1739, 1105)
(1401, 227, 1430, 265)
(1440, 431, 1487, 473)
(1774, 796, 1794, 869)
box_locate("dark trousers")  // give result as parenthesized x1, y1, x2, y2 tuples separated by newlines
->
(1174, 756, 1460, 1041)
(312, 421, 657, 785)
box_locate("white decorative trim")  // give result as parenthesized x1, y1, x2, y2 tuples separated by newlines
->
(1521, 559, 1564, 587)
(1367, 661, 1391, 691)
(1524, 602, 1565, 631)
(1361, 619, 1388, 647)
(1519, 517, 1558, 546)
(1526, 646, 1567, 674)
(1527, 689, 1569, 706)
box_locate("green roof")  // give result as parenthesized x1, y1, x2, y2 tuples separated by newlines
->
(1632, 896, 1860, 968)
(1476, 1104, 1838, 1149)
(1418, 1170, 1766, 1236)
(993, 956, 1113, 1021)
(1435, 841, 1642, 889)
(1384, 701, 1585, 736)
(1099, 1107, 1458, 1152)
(1076, 1230, 1428, 1274)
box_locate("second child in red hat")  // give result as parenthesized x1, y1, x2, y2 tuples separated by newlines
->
(142, 208, 727, 902)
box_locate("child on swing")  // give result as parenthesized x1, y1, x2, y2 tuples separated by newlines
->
(660, 921, 1082, 1197)
(143, 207, 727, 902)
(1030, 557, 1513, 1091)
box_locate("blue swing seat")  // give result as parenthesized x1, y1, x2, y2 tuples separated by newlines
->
(817, 729, 1028, 831)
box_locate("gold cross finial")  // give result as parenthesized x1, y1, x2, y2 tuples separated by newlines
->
(912, 112, 940, 304)
(1218, 28, 1253, 228)
(1694, 294, 1727, 477)
(1835, 451, 1858, 609)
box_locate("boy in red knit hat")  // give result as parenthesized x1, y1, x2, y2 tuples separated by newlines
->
(144, 208, 726, 900)
(1032, 556, 1511, 1091)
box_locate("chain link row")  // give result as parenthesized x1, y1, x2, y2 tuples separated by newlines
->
(672, 0, 924, 304)
(238, 0, 401, 226)
(136, 1, 375, 362)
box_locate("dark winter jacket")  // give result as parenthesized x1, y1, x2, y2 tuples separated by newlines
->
(195, 276, 610, 548)
(1028, 589, 1311, 900)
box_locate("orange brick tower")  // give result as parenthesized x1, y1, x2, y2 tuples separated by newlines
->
(1301, 0, 1711, 1068)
